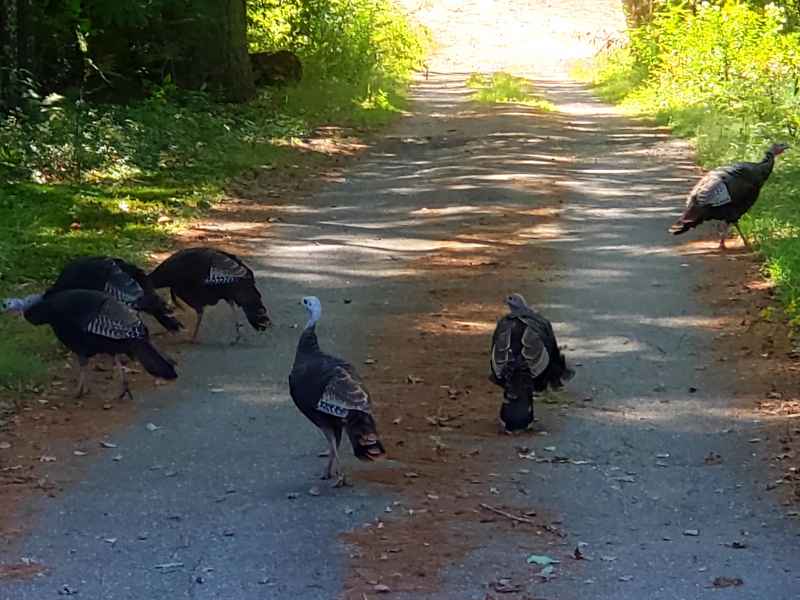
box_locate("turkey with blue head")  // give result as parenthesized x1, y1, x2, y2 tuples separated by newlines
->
(1, 290, 177, 400)
(148, 247, 271, 343)
(490, 293, 574, 432)
(670, 142, 790, 249)
(289, 296, 385, 486)
(48, 256, 183, 332)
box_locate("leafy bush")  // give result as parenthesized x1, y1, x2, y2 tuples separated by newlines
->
(582, 1, 800, 325)
(248, 0, 428, 102)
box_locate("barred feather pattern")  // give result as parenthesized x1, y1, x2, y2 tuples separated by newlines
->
(86, 314, 146, 340)
(103, 278, 143, 304)
(317, 366, 371, 417)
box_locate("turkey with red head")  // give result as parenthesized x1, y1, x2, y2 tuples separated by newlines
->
(670, 142, 789, 249)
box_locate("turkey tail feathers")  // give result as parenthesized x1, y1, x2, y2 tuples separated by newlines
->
(132, 340, 178, 380)
(346, 411, 386, 461)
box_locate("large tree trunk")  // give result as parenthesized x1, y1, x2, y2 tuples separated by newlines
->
(176, 0, 255, 102)
(1, 0, 19, 109)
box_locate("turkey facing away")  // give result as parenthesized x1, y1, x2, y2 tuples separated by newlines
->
(48, 256, 183, 332)
(670, 142, 789, 249)
(289, 296, 385, 486)
(1, 290, 177, 400)
(148, 247, 271, 343)
(490, 293, 575, 432)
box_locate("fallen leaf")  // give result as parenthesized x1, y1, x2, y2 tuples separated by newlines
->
(492, 578, 521, 593)
(712, 576, 743, 588)
(543, 446, 556, 452)
(600, 555, 617, 562)
(618, 575, 633, 582)
(209, 388, 225, 393)
(308, 487, 321, 497)
(100, 441, 117, 449)
(73, 450, 87, 457)
(683, 529, 700, 537)
(39, 455, 56, 462)
(145, 423, 160, 432)
(526, 554, 559, 566)
(373, 583, 391, 593)
(406, 375, 423, 384)
(154, 562, 184, 571)
(0, 442, 10, 450)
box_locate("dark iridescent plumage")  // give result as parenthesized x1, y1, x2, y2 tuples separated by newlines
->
(490, 294, 574, 432)
(149, 247, 271, 342)
(17, 290, 177, 399)
(48, 256, 182, 332)
(290, 296, 385, 485)
(670, 143, 789, 248)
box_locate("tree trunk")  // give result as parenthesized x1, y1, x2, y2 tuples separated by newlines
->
(1, 0, 19, 109)
(176, 0, 255, 102)
(622, 0, 657, 27)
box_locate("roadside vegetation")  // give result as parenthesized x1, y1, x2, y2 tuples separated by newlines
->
(576, 1, 800, 325)
(467, 72, 554, 111)
(0, 0, 427, 387)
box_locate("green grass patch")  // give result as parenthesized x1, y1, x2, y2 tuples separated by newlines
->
(466, 72, 554, 111)
(578, 2, 800, 329)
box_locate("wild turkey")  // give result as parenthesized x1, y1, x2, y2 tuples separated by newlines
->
(148, 247, 271, 343)
(670, 142, 789, 249)
(1, 290, 177, 399)
(490, 293, 575, 432)
(289, 296, 385, 486)
(48, 256, 182, 332)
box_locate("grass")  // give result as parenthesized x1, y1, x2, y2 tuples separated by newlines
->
(466, 72, 554, 111)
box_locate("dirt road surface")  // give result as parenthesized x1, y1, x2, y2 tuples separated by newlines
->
(2, 1, 799, 598)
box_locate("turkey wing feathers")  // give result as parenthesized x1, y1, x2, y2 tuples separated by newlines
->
(84, 299, 146, 340)
(318, 365, 371, 417)
(207, 252, 251, 285)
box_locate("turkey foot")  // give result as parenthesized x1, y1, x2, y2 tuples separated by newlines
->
(115, 356, 133, 401)
(333, 473, 351, 488)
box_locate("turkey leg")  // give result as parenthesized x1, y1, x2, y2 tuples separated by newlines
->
(733, 222, 753, 250)
(718, 222, 730, 250)
(74, 356, 90, 398)
(114, 355, 133, 401)
(227, 301, 243, 345)
(191, 308, 205, 343)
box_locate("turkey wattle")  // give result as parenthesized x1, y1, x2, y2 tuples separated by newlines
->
(670, 142, 789, 249)
(490, 293, 575, 432)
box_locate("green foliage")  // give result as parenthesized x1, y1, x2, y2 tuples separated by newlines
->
(466, 72, 554, 111)
(247, 0, 429, 104)
(582, 0, 800, 325)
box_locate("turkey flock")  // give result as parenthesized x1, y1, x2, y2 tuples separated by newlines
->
(0, 142, 789, 486)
